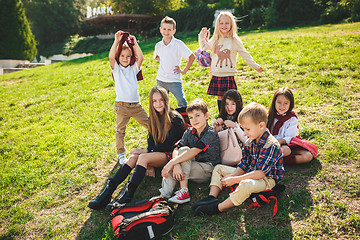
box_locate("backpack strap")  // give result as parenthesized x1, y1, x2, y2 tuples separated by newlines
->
(114, 202, 173, 236)
(249, 194, 279, 217)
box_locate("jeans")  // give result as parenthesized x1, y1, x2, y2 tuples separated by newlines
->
(157, 80, 187, 108)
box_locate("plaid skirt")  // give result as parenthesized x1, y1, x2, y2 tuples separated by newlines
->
(207, 76, 237, 96)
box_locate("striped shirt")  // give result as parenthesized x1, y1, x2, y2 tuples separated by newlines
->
(238, 129, 284, 183)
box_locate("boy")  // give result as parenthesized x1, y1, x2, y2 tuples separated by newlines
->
(193, 102, 284, 215)
(160, 99, 220, 203)
(154, 16, 195, 109)
(110, 30, 149, 164)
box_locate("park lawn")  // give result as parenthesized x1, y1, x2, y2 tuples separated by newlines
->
(0, 22, 359, 239)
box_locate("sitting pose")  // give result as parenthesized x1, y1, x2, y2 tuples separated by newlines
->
(267, 87, 317, 164)
(213, 89, 247, 144)
(88, 86, 184, 210)
(193, 102, 284, 215)
(160, 99, 221, 204)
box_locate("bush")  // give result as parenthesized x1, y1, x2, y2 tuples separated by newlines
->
(0, 0, 37, 60)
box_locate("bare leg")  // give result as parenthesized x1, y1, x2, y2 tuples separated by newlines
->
(281, 145, 291, 157)
(293, 149, 314, 164)
(124, 154, 139, 169)
(218, 197, 235, 212)
(209, 185, 221, 198)
(136, 152, 168, 178)
(217, 96, 223, 101)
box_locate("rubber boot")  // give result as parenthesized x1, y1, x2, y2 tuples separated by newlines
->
(88, 178, 117, 210)
(106, 181, 138, 211)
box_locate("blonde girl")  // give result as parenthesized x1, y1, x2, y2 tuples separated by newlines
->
(88, 86, 184, 210)
(198, 12, 263, 111)
(267, 87, 318, 164)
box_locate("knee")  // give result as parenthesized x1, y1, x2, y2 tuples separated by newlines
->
(281, 146, 291, 156)
(137, 154, 148, 167)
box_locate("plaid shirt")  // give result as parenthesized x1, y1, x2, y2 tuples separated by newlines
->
(238, 129, 284, 183)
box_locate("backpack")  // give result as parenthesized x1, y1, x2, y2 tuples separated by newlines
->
(249, 183, 286, 217)
(110, 196, 175, 240)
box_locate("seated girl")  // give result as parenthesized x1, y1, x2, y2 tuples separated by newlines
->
(213, 89, 248, 144)
(88, 86, 185, 210)
(267, 87, 318, 164)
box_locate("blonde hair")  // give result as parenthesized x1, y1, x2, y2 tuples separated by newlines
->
(148, 86, 173, 145)
(160, 16, 176, 29)
(211, 12, 240, 52)
(238, 102, 268, 125)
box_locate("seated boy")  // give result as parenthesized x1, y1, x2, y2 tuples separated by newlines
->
(193, 102, 284, 215)
(160, 99, 221, 203)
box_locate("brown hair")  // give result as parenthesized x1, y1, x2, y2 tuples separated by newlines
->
(186, 99, 208, 114)
(148, 86, 173, 145)
(238, 102, 268, 125)
(267, 87, 295, 130)
(161, 16, 176, 29)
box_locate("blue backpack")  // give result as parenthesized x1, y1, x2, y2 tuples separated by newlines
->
(195, 48, 211, 67)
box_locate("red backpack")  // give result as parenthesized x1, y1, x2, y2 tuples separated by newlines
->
(110, 196, 174, 240)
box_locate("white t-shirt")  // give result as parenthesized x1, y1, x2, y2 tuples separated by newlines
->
(153, 37, 192, 83)
(111, 61, 140, 102)
(272, 116, 299, 144)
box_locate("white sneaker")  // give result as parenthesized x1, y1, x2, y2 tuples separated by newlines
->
(168, 188, 190, 204)
(117, 153, 127, 165)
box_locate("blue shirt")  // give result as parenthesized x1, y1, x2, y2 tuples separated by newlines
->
(238, 129, 284, 183)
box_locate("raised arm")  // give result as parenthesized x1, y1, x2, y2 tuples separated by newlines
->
(129, 35, 143, 69)
(109, 30, 123, 69)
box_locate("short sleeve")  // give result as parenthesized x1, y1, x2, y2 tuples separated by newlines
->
(153, 43, 159, 59)
(179, 41, 192, 59)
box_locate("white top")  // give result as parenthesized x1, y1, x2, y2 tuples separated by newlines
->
(153, 37, 192, 83)
(198, 33, 261, 77)
(111, 61, 140, 103)
(272, 116, 299, 144)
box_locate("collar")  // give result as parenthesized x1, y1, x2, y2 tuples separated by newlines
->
(191, 123, 210, 138)
(252, 129, 270, 147)
(119, 63, 130, 70)
(161, 36, 176, 47)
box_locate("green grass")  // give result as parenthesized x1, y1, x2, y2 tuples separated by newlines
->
(1, 22, 360, 239)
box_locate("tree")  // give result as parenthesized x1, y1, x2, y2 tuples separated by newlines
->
(111, 0, 180, 15)
(0, 0, 37, 60)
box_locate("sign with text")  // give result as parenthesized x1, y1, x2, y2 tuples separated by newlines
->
(87, 5, 113, 18)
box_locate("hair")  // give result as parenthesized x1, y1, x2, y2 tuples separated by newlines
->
(218, 89, 243, 121)
(148, 86, 175, 145)
(267, 87, 295, 130)
(211, 11, 240, 52)
(160, 16, 176, 29)
(120, 42, 131, 54)
(238, 102, 268, 125)
(186, 99, 208, 114)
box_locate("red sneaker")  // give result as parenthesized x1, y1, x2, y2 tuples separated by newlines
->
(168, 188, 190, 204)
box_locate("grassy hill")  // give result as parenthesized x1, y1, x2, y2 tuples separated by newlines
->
(1, 23, 359, 239)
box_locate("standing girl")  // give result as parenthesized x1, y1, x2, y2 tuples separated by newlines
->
(198, 12, 263, 111)
(213, 89, 247, 144)
(88, 86, 185, 210)
(267, 87, 318, 164)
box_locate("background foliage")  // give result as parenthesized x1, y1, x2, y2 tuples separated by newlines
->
(0, 0, 37, 60)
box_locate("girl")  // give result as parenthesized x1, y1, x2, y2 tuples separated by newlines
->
(198, 12, 263, 111)
(88, 86, 185, 210)
(267, 87, 318, 164)
(213, 89, 247, 144)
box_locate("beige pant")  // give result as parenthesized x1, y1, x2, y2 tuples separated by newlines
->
(210, 164, 276, 206)
(159, 146, 214, 198)
(115, 101, 149, 154)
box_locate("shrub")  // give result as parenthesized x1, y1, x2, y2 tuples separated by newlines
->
(0, 0, 37, 60)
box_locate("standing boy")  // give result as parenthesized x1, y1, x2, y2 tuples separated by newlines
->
(154, 16, 195, 109)
(193, 102, 284, 215)
(160, 99, 221, 203)
(110, 30, 149, 164)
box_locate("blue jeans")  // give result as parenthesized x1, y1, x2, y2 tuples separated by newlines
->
(157, 80, 187, 108)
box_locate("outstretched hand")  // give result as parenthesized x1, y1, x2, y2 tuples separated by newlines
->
(115, 30, 124, 42)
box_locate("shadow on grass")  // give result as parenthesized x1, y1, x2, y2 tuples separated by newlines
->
(75, 166, 164, 240)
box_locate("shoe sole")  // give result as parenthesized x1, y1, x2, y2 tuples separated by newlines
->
(168, 197, 190, 204)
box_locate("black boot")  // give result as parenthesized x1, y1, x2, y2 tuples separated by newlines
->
(192, 195, 219, 211)
(88, 179, 117, 210)
(106, 181, 138, 211)
(194, 202, 221, 216)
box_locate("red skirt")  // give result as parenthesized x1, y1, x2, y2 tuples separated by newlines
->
(207, 76, 237, 96)
(288, 136, 318, 157)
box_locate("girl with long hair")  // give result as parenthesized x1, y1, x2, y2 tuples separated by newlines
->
(88, 86, 185, 210)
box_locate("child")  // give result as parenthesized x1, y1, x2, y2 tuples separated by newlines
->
(267, 87, 317, 164)
(88, 86, 185, 210)
(193, 102, 284, 215)
(110, 30, 149, 164)
(198, 12, 263, 111)
(159, 99, 221, 204)
(154, 16, 195, 109)
(213, 89, 247, 144)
